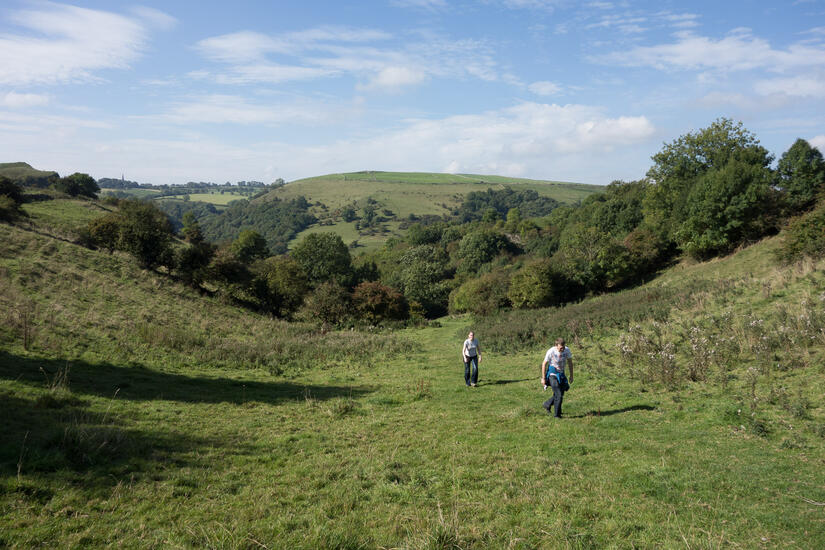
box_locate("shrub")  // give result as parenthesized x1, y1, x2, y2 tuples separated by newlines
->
(456, 229, 512, 273)
(53, 172, 99, 198)
(86, 199, 175, 269)
(300, 282, 352, 326)
(252, 255, 310, 317)
(449, 270, 511, 315)
(777, 204, 825, 263)
(352, 281, 409, 323)
(508, 260, 556, 309)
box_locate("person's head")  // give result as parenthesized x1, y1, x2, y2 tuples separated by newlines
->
(555, 337, 565, 350)
(468, 331, 475, 340)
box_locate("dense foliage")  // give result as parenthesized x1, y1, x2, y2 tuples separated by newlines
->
(53, 172, 100, 198)
(453, 187, 559, 222)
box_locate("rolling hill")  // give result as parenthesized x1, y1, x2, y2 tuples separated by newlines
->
(258, 171, 603, 251)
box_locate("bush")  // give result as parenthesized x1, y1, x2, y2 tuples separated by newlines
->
(300, 282, 352, 326)
(53, 172, 99, 198)
(456, 229, 512, 273)
(352, 281, 409, 323)
(0, 194, 22, 222)
(777, 204, 825, 263)
(449, 270, 510, 315)
(251, 255, 309, 317)
(86, 200, 175, 269)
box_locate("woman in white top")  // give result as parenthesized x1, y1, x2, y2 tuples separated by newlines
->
(462, 331, 482, 387)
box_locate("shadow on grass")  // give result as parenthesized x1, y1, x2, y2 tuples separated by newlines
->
(478, 378, 532, 386)
(0, 349, 374, 488)
(571, 405, 656, 418)
(0, 350, 374, 405)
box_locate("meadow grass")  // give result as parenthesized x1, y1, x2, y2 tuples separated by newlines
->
(263, 171, 602, 219)
(1, 206, 824, 548)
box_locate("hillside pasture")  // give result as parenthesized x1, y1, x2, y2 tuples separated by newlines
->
(262, 171, 602, 219)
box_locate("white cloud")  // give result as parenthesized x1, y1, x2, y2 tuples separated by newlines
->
(810, 135, 825, 152)
(0, 3, 147, 85)
(528, 81, 562, 95)
(1, 101, 654, 184)
(1, 91, 50, 108)
(391, 0, 448, 10)
(149, 95, 344, 126)
(359, 66, 428, 91)
(131, 6, 177, 30)
(195, 28, 503, 90)
(755, 75, 825, 97)
(594, 29, 825, 73)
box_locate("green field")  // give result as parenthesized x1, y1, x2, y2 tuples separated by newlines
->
(268, 171, 603, 252)
(1, 197, 823, 548)
(263, 171, 601, 218)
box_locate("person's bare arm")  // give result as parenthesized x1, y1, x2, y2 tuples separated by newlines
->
(541, 359, 548, 386)
(568, 358, 574, 384)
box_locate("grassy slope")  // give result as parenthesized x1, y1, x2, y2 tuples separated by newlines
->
(0, 162, 58, 181)
(1, 200, 823, 548)
(275, 171, 602, 253)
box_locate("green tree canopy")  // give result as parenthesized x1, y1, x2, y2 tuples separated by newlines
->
(54, 172, 99, 198)
(87, 199, 175, 269)
(776, 138, 825, 214)
(231, 229, 269, 263)
(644, 118, 772, 241)
(291, 232, 354, 286)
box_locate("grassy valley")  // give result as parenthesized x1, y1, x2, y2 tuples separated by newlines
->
(1, 190, 824, 547)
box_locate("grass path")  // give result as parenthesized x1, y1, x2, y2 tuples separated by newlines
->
(2, 317, 824, 547)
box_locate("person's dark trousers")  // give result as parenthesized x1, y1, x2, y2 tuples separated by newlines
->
(464, 355, 478, 385)
(543, 375, 564, 417)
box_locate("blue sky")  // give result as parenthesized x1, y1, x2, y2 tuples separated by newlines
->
(1, 0, 824, 185)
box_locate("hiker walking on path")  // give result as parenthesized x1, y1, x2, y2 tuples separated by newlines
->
(462, 331, 482, 387)
(541, 338, 573, 418)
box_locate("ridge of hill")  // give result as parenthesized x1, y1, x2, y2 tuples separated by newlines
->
(0, 162, 59, 184)
(1, 196, 823, 546)
(255, 171, 602, 251)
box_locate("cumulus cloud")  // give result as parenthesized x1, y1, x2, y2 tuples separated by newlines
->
(1, 91, 50, 108)
(0, 3, 148, 86)
(810, 135, 825, 152)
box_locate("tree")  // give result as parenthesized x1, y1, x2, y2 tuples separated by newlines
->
(508, 260, 557, 309)
(181, 212, 205, 244)
(776, 138, 825, 214)
(678, 159, 774, 258)
(54, 172, 99, 198)
(644, 118, 772, 242)
(300, 282, 352, 325)
(87, 200, 174, 269)
(449, 270, 510, 315)
(230, 229, 269, 263)
(0, 176, 24, 221)
(352, 281, 409, 323)
(252, 255, 309, 317)
(456, 229, 512, 273)
(291, 232, 354, 286)
(391, 244, 452, 318)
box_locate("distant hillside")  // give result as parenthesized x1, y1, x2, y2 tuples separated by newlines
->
(262, 171, 599, 215)
(258, 171, 602, 252)
(0, 162, 59, 187)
